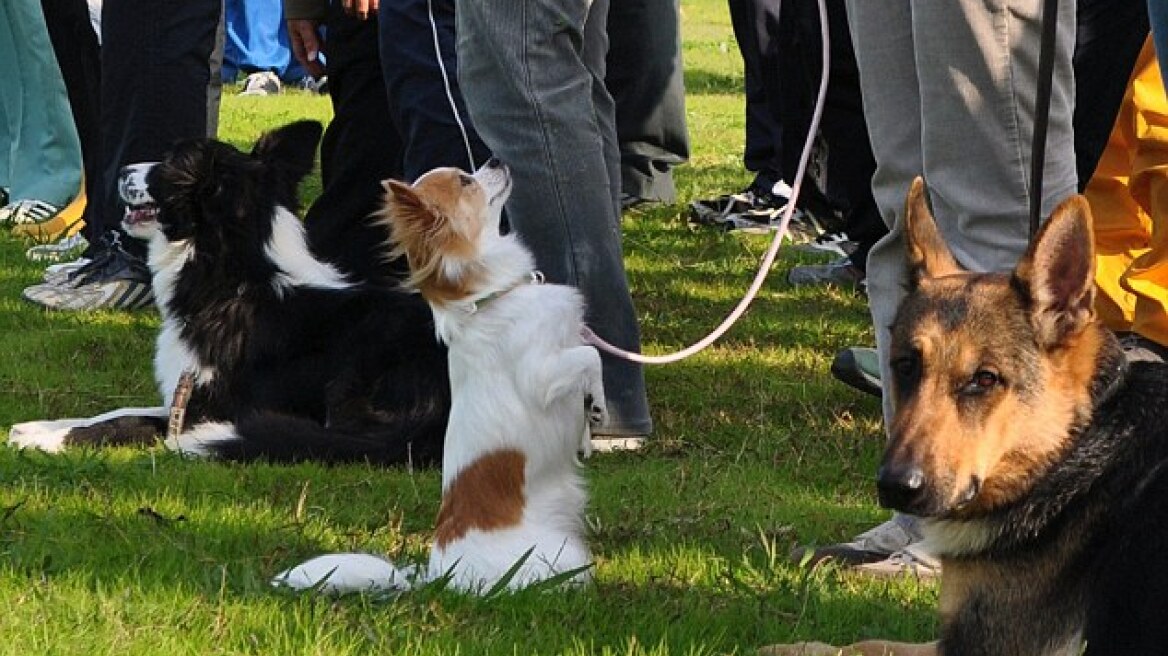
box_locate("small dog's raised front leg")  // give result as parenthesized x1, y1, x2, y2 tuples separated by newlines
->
(541, 345, 607, 426)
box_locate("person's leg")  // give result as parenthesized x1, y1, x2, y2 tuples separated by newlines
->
(1074, 0, 1149, 188)
(863, 0, 1077, 428)
(2, 0, 83, 210)
(95, 0, 222, 257)
(22, 0, 222, 311)
(604, 0, 689, 205)
(727, 0, 784, 187)
(457, 0, 652, 436)
(36, 0, 101, 244)
(305, 6, 406, 285)
(379, 0, 489, 182)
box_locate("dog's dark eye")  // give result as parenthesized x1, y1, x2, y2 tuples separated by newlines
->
(459, 174, 474, 187)
(963, 369, 1000, 395)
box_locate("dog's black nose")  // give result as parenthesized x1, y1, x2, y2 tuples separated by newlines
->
(876, 463, 927, 514)
(485, 157, 502, 169)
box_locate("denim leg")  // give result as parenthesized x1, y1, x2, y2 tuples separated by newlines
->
(457, 0, 652, 435)
(379, 0, 490, 181)
(1, 0, 83, 207)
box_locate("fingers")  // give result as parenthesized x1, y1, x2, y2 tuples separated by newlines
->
(341, 0, 378, 20)
(286, 19, 326, 79)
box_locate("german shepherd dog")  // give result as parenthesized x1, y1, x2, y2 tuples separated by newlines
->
(763, 179, 1168, 656)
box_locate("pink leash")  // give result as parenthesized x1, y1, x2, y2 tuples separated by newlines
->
(582, 0, 831, 365)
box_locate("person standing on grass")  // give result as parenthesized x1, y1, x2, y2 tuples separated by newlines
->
(22, 0, 224, 311)
(455, 0, 654, 445)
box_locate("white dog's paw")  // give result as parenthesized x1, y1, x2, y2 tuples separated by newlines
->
(271, 553, 415, 595)
(585, 393, 609, 428)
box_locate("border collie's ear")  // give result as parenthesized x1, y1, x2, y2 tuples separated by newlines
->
(1014, 194, 1096, 347)
(904, 177, 960, 286)
(251, 120, 323, 183)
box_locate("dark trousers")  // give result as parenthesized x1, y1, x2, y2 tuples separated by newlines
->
(40, 0, 100, 231)
(90, 0, 223, 258)
(727, 0, 785, 186)
(1073, 0, 1149, 189)
(783, 0, 885, 267)
(305, 6, 406, 284)
(378, 0, 489, 182)
(605, 0, 690, 203)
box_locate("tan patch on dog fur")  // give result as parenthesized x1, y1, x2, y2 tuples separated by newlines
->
(381, 169, 489, 305)
(434, 449, 527, 549)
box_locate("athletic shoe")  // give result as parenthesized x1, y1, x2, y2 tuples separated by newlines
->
(42, 255, 93, 286)
(787, 256, 865, 288)
(853, 545, 941, 579)
(790, 516, 920, 567)
(26, 232, 88, 263)
(23, 234, 153, 311)
(295, 75, 329, 94)
(689, 179, 792, 226)
(830, 347, 882, 397)
(0, 198, 60, 227)
(793, 230, 857, 258)
(239, 71, 281, 96)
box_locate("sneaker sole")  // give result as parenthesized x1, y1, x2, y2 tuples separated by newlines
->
(589, 437, 646, 453)
(829, 350, 882, 398)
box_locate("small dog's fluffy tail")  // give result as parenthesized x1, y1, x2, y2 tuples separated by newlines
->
(271, 553, 419, 595)
(171, 412, 444, 467)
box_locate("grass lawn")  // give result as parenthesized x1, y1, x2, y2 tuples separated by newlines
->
(0, 1, 937, 653)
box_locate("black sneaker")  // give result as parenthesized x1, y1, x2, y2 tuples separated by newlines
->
(22, 233, 153, 310)
(689, 179, 792, 225)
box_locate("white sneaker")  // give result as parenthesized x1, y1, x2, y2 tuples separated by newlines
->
(239, 71, 281, 96)
(853, 544, 941, 579)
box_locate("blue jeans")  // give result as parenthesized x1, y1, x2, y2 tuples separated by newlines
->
(456, 0, 652, 435)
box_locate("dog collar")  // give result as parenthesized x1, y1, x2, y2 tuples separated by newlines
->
(465, 270, 544, 314)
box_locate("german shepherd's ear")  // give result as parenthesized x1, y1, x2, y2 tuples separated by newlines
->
(904, 177, 961, 286)
(1014, 195, 1096, 347)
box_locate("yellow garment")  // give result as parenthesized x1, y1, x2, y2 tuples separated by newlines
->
(10, 175, 86, 242)
(1088, 38, 1168, 346)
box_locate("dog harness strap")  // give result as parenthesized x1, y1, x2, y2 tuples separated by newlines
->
(168, 370, 196, 440)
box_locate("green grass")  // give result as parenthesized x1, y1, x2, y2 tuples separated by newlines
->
(0, 2, 937, 653)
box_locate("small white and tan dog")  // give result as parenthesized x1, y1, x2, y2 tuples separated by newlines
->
(274, 159, 606, 594)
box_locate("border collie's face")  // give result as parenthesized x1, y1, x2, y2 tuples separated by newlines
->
(119, 121, 324, 250)
(380, 159, 512, 303)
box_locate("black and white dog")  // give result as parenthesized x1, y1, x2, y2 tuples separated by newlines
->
(11, 121, 450, 466)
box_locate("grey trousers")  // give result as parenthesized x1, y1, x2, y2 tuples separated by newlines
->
(456, 0, 652, 435)
(844, 0, 1078, 427)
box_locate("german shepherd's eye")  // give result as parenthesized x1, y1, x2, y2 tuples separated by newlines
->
(459, 173, 474, 187)
(890, 355, 920, 389)
(962, 369, 1000, 395)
